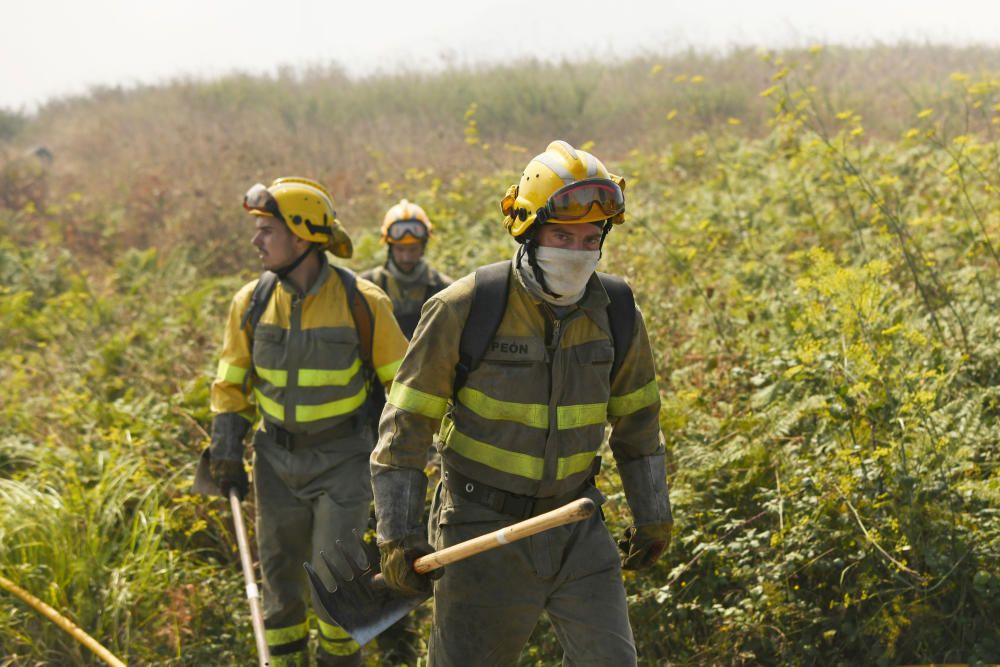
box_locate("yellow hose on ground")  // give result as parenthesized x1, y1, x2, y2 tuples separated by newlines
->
(0, 573, 126, 667)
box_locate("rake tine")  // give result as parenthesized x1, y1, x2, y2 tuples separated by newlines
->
(336, 529, 373, 578)
(304, 560, 337, 600)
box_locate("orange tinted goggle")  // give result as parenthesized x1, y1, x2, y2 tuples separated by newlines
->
(387, 219, 428, 241)
(538, 177, 624, 223)
(243, 183, 283, 221)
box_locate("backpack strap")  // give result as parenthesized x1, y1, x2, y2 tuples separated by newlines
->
(334, 265, 386, 431)
(423, 268, 447, 303)
(238, 271, 279, 392)
(596, 272, 635, 382)
(332, 265, 375, 367)
(240, 271, 279, 334)
(454, 261, 510, 395)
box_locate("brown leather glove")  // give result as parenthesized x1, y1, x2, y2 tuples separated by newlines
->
(209, 458, 248, 500)
(618, 521, 673, 570)
(380, 534, 442, 596)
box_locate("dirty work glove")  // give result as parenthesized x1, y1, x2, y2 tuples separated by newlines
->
(618, 521, 673, 571)
(380, 534, 443, 596)
(209, 458, 248, 501)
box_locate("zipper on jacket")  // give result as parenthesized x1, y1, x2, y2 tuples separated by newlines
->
(286, 293, 303, 429)
(542, 308, 582, 488)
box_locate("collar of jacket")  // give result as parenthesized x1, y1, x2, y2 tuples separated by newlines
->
(277, 258, 333, 298)
(386, 256, 429, 286)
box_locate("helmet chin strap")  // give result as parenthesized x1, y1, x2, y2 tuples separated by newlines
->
(517, 229, 562, 299)
(274, 245, 317, 278)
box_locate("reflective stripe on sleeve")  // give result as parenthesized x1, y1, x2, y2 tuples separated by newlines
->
(216, 359, 248, 385)
(607, 380, 659, 417)
(388, 381, 449, 419)
(375, 358, 402, 384)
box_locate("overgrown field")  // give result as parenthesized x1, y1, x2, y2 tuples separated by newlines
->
(1, 45, 999, 665)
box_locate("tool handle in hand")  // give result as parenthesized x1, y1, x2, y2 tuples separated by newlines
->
(412, 497, 595, 574)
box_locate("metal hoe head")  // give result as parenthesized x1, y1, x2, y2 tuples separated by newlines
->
(304, 532, 428, 647)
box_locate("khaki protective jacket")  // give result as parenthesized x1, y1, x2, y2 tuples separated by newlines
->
(360, 261, 452, 339)
(372, 262, 664, 506)
(211, 262, 409, 435)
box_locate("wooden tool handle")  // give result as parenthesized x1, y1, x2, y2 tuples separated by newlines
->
(412, 497, 595, 574)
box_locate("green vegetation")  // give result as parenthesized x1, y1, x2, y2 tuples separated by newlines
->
(1, 44, 999, 665)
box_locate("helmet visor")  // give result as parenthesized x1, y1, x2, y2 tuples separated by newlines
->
(243, 183, 283, 221)
(387, 219, 429, 242)
(542, 177, 624, 222)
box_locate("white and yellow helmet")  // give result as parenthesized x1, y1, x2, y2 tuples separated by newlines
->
(500, 140, 626, 238)
(380, 199, 433, 245)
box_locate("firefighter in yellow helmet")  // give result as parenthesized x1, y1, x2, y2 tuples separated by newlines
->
(361, 199, 452, 339)
(369, 141, 673, 665)
(199, 177, 409, 667)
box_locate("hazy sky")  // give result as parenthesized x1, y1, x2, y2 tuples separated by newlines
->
(2, 0, 998, 111)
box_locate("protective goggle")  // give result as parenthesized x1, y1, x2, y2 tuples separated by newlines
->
(243, 183, 284, 221)
(537, 177, 624, 223)
(386, 219, 429, 242)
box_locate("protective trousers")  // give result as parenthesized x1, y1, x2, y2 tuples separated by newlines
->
(426, 485, 637, 666)
(254, 428, 372, 667)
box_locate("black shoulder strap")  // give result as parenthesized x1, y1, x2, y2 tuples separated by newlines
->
(454, 261, 510, 395)
(332, 265, 375, 367)
(597, 272, 636, 382)
(240, 271, 279, 334)
(423, 268, 447, 303)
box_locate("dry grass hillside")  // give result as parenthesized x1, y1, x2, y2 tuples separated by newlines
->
(1, 43, 997, 274)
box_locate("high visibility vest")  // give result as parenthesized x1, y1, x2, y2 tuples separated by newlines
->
(211, 262, 408, 434)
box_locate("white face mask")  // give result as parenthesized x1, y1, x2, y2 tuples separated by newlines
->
(533, 245, 600, 305)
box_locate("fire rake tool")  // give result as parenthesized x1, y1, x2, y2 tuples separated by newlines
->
(229, 488, 271, 667)
(305, 497, 595, 646)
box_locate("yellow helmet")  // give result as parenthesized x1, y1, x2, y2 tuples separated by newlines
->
(243, 177, 353, 258)
(500, 140, 626, 238)
(380, 198, 433, 245)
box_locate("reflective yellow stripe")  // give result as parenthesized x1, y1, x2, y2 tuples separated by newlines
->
(216, 359, 247, 385)
(254, 389, 285, 421)
(556, 450, 600, 478)
(265, 621, 308, 646)
(317, 619, 360, 656)
(255, 365, 287, 387)
(389, 381, 449, 419)
(299, 358, 361, 386)
(448, 427, 544, 479)
(557, 402, 607, 429)
(457, 387, 547, 429)
(446, 420, 598, 482)
(296, 387, 367, 422)
(608, 380, 659, 417)
(376, 358, 402, 384)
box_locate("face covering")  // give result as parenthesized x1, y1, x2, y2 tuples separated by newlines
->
(531, 245, 600, 306)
